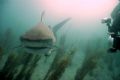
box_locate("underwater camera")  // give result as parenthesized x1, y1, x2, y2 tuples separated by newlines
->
(101, 17, 111, 24)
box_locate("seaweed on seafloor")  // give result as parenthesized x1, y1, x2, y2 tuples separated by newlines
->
(13, 52, 41, 80)
(44, 47, 77, 80)
(0, 52, 19, 80)
(43, 29, 77, 80)
(3, 28, 14, 50)
(0, 32, 4, 60)
(0, 51, 34, 80)
(43, 32, 67, 80)
(16, 54, 41, 80)
(0, 51, 30, 80)
(14, 53, 34, 80)
(113, 74, 120, 80)
(0, 28, 15, 61)
(43, 46, 65, 80)
(103, 52, 120, 80)
(74, 41, 106, 80)
(55, 32, 68, 61)
(0, 47, 3, 60)
(24, 54, 41, 80)
(0, 50, 40, 80)
(0, 28, 11, 48)
(58, 32, 66, 47)
(74, 54, 99, 80)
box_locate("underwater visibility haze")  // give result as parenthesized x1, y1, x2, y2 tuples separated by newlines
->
(0, 0, 120, 80)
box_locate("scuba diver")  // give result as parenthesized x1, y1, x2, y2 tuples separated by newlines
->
(102, 0, 120, 53)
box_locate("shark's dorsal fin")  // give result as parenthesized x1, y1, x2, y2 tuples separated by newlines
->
(41, 11, 45, 22)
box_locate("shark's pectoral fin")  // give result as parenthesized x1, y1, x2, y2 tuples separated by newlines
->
(53, 18, 71, 35)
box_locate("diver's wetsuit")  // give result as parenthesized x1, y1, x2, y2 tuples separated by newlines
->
(109, 2, 120, 52)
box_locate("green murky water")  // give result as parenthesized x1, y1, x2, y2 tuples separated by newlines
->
(0, 0, 120, 80)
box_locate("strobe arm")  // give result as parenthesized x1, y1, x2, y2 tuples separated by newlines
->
(101, 17, 112, 32)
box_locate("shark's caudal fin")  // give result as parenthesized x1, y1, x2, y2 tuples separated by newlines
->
(53, 18, 71, 35)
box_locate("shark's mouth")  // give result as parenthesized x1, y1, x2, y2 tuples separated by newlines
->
(21, 38, 53, 54)
(20, 37, 53, 42)
(23, 46, 51, 54)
